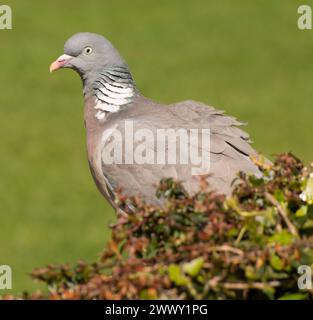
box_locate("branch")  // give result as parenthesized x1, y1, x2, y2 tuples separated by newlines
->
(222, 280, 281, 290)
(265, 192, 299, 237)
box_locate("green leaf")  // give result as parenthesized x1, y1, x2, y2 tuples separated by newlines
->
(268, 230, 295, 246)
(227, 227, 239, 238)
(274, 189, 285, 203)
(249, 175, 264, 187)
(245, 266, 257, 280)
(168, 264, 188, 286)
(278, 293, 308, 300)
(296, 205, 307, 217)
(270, 254, 284, 271)
(183, 257, 204, 277)
(262, 286, 275, 300)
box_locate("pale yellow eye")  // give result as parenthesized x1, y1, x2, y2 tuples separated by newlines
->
(83, 47, 93, 55)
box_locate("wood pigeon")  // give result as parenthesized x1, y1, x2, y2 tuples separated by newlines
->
(50, 32, 260, 210)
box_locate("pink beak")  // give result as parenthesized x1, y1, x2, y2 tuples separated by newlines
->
(49, 54, 73, 72)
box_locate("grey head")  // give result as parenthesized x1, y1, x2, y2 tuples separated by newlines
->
(50, 33, 130, 86)
(50, 32, 137, 118)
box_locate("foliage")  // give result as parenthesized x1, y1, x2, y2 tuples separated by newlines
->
(3, 153, 313, 300)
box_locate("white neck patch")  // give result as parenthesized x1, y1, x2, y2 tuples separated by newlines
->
(93, 66, 136, 121)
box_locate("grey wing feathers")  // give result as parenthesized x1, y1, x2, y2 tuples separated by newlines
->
(168, 100, 257, 157)
(166, 100, 259, 195)
(99, 98, 259, 205)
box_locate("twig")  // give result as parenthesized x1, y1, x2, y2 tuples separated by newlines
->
(210, 245, 244, 256)
(222, 281, 281, 290)
(235, 226, 247, 245)
(265, 192, 299, 237)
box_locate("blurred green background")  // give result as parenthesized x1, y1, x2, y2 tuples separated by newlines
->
(0, 0, 312, 293)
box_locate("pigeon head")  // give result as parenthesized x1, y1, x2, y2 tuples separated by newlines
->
(49, 32, 126, 83)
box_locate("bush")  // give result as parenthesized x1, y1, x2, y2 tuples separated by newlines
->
(4, 153, 313, 300)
